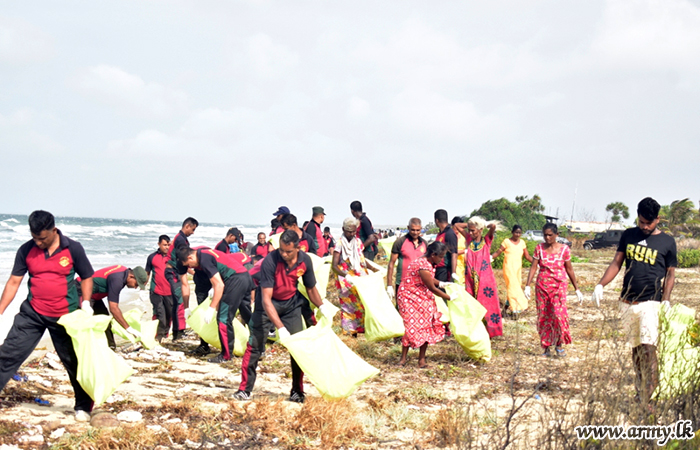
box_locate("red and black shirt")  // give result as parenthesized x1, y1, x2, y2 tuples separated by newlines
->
(251, 242, 271, 263)
(259, 249, 316, 301)
(299, 231, 318, 255)
(166, 231, 190, 275)
(215, 239, 230, 253)
(11, 229, 94, 318)
(391, 235, 427, 285)
(435, 225, 458, 270)
(305, 220, 328, 257)
(357, 213, 377, 253)
(196, 248, 250, 282)
(145, 249, 171, 296)
(86, 265, 129, 303)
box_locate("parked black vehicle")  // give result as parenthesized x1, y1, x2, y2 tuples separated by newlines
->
(583, 230, 624, 250)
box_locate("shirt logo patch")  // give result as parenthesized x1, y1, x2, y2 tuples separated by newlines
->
(296, 268, 306, 277)
(59, 256, 70, 267)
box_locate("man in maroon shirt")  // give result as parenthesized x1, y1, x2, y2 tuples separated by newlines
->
(0, 211, 95, 421)
(233, 230, 333, 403)
(250, 232, 271, 263)
(165, 217, 198, 340)
(304, 206, 329, 257)
(215, 228, 239, 253)
(146, 235, 172, 341)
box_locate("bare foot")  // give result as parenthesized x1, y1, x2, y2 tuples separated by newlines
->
(397, 359, 407, 367)
(418, 359, 428, 368)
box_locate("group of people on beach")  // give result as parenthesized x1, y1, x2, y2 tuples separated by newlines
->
(0, 196, 676, 418)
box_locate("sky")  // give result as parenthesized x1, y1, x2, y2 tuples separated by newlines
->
(1, 0, 699, 227)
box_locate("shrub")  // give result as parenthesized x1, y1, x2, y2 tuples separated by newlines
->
(678, 249, 700, 268)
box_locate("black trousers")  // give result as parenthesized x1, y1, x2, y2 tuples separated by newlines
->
(216, 273, 254, 360)
(164, 267, 185, 334)
(92, 300, 116, 349)
(239, 292, 305, 394)
(0, 300, 93, 412)
(150, 293, 173, 339)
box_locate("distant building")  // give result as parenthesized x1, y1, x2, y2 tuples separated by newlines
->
(563, 220, 626, 233)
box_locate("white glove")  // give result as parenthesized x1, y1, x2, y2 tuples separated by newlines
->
(318, 302, 334, 319)
(524, 286, 531, 300)
(592, 284, 603, 307)
(575, 290, 583, 304)
(451, 273, 459, 282)
(438, 281, 448, 289)
(81, 301, 94, 315)
(278, 327, 291, 340)
(448, 292, 458, 301)
(204, 307, 217, 324)
(661, 300, 671, 313)
(126, 327, 141, 339)
(386, 285, 395, 299)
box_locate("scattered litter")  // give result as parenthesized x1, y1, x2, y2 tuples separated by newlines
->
(534, 394, 541, 400)
(160, 413, 171, 420)
(44, 352, 63, 370)
(147, 425, 165, 432)
(164, 418, 181, 424)
(12, 374, 28, 382)
(49, 428, 66, 440)
(116, 410, 143, 422)
(106, 393, 124, 403)
(209, 382, 215, 388)
(18, 435, 44, 444)
(0, 444, 22, 450)
(33, 398, 50, 406)
(27, 375, 52, 388)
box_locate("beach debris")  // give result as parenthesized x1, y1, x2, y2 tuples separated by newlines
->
(44, 352, 63, 370)
(116, 410, 142, 422)
(11, 374, 28, 382)
(105, 393, 124, 403)
(49, 427, 66, 439)
(27, 375, 52, 388)
(91, 412, 121, 428)
(33, 397, 50, 406)
(147, 424, 165, 433)
(0, 444, 22, 450)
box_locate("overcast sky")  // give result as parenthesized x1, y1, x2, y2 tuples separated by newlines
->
(1, 0, 699, 227)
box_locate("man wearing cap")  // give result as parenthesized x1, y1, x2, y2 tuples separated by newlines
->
(305, 206, 329, 257)
(216, 228, 238, 254)
(271, 206, 289, 235)
(79, 265, 148, 349)
(145, 235, 172, 342)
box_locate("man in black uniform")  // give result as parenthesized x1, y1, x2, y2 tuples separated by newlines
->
(593, 197, 677, 406)
(350, 201, 378, 261)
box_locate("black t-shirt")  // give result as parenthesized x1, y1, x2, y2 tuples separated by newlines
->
(617, 227, 677, 302)
(358, 213, 377, 252)
(259, 249, 316, 301)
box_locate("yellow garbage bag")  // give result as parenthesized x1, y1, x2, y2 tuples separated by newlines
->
(377, 236, 396, 257)
(268, 233, 281, 250)
(298, 253, 332, 302)
(349, 272, 404, 342)
(656, 303, 700, 399)
(434, 294, 451, 324)
(280, 303, 380, 399)
(186, 299, 250, 356)
(445, 284, 491, 362)
(58, 310, 135, 405)
(111, 308, 159, 349)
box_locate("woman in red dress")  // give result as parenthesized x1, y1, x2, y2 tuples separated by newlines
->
(524, 223, 583, 357)
(397, 241, 453, 368)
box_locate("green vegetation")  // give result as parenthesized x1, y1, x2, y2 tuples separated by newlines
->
(468, 195, 546, 232)
(605, 201, 630, 223)
(678, 249, 700, 268)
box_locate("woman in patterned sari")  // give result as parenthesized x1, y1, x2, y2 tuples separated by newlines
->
(397, 241, 453, 368)
(454, 216, 502, 338)
(332, 217, 378, 335)
(524, 223, 583, 357)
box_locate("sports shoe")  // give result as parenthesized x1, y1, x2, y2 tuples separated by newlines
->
(75, 410, 91, 422)
(542, 347, 551, 358)
(288, 391, 305, 403)
(232, 390, 251, 401)
(555, 348, 566, 358)
(208, 354, 229, 364)
(190, 344, 210, 356)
